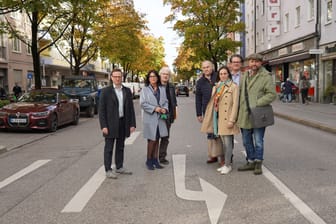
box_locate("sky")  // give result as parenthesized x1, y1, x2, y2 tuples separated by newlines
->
(133, 0, 181, 69)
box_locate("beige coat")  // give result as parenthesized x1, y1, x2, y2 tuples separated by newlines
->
(201, 81, 240, 135)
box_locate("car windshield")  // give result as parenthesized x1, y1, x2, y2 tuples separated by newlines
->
(19, 92, 57, 103)
(63, 79, 93, 89)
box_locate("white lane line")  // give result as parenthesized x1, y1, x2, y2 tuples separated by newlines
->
(240, 151, 326, 224)
(0, 160, 51, 190)
(263, 167, 327, 224)
(61, 166, 105, 213)
(125, 131, 140, 145)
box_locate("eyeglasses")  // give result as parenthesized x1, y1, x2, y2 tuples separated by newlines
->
(149, 75, 157, 78)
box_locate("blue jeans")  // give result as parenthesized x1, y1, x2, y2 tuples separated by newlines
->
(241, 127, 266, 161)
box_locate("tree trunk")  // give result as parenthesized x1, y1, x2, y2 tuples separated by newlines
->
(32, 11, 41, 89)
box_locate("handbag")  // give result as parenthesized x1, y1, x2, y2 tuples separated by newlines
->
(244, 79, 274, 128)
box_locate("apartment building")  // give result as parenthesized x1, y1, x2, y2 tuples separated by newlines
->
(0, 12, 33, 95)
(245, 0, 336, 102)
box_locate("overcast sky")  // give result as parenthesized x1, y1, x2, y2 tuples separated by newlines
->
(133, 0, 181, 69)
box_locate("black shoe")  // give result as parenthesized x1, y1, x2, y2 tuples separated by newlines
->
(206, 157, 218, 164)
(152, 159, 164, 169)
(159, 158, 169, 165)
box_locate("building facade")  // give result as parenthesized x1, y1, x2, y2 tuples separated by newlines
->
(245, 0, 336, 103)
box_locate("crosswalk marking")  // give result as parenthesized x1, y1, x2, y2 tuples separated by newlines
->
(125, 131, 140, 145)
(0, 160, 51, 190)
(61, 166, 105, 213)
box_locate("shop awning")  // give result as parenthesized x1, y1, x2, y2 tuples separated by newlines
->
(268, 52, 312, 65)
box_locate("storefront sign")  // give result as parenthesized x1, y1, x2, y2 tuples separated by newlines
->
(309, 49, 324, 54)
(268, 7, 280, 21)
(268, 0, 280, 7)
(292, 43, 304, 52)
(278, 48, 288, 56)
(268, 23, 280, 36)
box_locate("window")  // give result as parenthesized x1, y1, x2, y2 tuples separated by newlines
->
(261, 0, 265, 15)
(0, 34, 5, 59)
(308, 0, 314, 20)
(26, 40, 32, 55)
(284, 13, 289, 32)
(12, 37, 21, 52)
(13, 70, 23, 84)
(327, 0, 332, 23)
(261, 29, 265, 44)
(295, 6, 301, 27)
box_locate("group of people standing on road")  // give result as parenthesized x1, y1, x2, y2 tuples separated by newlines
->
(98, 67, 177, 178)
(98, 53, 277, 179)
(197, 53, 276, 175)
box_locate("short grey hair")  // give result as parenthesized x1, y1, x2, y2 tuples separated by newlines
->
(159, 66, 171, 76)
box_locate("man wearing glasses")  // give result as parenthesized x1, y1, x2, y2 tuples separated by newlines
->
(99, 68, 136, 179)
(229, 54, 244, 86)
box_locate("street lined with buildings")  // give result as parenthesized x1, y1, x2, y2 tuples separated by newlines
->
(0, 97, 335, 224)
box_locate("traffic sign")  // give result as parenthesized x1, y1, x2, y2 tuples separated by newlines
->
(309, 49, 324, 54)
(27, 73, 33, 79)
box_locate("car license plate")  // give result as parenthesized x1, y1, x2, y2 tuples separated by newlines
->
(10, 118, 27, 123)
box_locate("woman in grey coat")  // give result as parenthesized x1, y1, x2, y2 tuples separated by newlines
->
(140, 70, 169, 170)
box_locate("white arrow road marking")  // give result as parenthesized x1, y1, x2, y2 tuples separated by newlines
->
(0, 160, 51, 190)
(125, 131, 140, 145)
(62, 166, 105, 213)
(173, 154, 227, 224)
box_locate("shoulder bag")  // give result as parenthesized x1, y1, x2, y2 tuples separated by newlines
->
(244, 79, 274, 128)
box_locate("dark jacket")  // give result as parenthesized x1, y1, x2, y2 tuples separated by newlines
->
(165, 82, 177, 124)
(195, 71, 217, 116)
(98, 85, 136, 138)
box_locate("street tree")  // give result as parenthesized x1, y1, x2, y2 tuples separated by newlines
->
(164, 0, 245, 71)
(50, 0, 110, 76)
(0, 0, 72, 89)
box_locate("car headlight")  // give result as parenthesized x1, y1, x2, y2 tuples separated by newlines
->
(32, 111, 50, 117)
(81, 96, 88, 101)
(0, 111, 8, 116)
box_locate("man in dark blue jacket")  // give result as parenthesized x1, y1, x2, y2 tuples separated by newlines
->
(195, 60, 220, 163)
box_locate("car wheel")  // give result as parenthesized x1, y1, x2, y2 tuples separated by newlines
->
(94, 103, 98, 115)
(186, 94, 189, 97)
(86, 105, 94, 117)
(49, 114, 58, 132)
(72, 109, 80, 125)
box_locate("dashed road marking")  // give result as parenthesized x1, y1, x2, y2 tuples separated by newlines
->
(125, 131, 140, 145)
(62, 166, 105, 213)
(0, 160, 51, 190)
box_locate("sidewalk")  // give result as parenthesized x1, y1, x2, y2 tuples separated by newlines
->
(272, 99, 336, 134)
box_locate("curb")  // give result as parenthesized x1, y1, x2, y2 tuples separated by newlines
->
(0, 145, 7, 154)
(274, 112, 336, 134)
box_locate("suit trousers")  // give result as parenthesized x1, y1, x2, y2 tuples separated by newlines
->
(104, 118, 126, 171)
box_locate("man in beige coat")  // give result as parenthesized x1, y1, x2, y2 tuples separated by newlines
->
(237, 53, 276, 175)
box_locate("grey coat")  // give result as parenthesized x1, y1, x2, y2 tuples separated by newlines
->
(140, 85, 169, 140)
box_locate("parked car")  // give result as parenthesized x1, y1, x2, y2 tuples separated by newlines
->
(176, 85, 189, 97)
(123, 82, 141, 99)
(61, 76, 99, 117)
(0, 88, 80, 132)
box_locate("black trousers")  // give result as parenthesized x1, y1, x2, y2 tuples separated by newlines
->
(159, 122, 171, 160)
(104, 118, 125, 172)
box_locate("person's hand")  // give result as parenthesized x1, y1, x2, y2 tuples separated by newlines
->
(155, 107, 161, 113)
(227, 121, 234, 128)
(130, 127, 136, 133)
(102, 127, 108, 135)
(197, 116, 203, 123)
(160, 108, 166, 114)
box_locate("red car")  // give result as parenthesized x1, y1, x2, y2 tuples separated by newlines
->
(0, 88, 80, 132)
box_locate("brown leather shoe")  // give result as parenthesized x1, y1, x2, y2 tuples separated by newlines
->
(206, 157, 218, 163)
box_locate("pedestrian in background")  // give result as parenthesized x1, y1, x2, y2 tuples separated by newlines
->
(12, 83, 22, 99)
(201, 66, 240, 174)
(229, 54, 244, 86)
(195, 60, 223, 164)
(158, 66, 177, 165)
(299, 76, 310, 104)
(99, 68, 136, 179)
(140, 70, 169, 170)
(282, 78, 294, 103)
(237, 53, 276, 175)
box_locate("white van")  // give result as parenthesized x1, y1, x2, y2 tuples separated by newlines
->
(123, 82, 141, 98)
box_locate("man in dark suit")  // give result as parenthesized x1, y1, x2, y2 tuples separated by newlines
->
(99, 68, 136, 179)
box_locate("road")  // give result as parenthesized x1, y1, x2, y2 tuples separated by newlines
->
(0, 96, 335, 224)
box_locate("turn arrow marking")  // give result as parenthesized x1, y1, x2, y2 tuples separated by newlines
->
(173, 154, 227, 224)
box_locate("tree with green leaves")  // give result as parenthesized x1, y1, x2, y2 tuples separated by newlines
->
(164, 0, 245, 71)
(0, 0, 72, 89)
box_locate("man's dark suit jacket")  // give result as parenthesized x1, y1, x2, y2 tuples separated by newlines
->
(98, 85, 136, 139)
